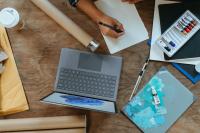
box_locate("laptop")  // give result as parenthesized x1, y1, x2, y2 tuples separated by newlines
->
(42, 48, 122, 113)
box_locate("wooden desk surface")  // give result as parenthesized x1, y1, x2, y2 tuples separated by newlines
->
(1, 0, 200, 132)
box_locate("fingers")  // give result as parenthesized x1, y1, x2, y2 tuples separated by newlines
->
(104, 29, 124, 38)
(98, 15, 125, 38)
(101, 25, 124, 38)
(114, 19, 125, 32)
(104, 20, 125, 38)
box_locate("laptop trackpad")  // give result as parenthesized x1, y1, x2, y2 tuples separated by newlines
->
(78, 53, 103, 72)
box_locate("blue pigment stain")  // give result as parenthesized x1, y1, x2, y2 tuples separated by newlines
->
(60, 95, 104, 106)
(123, 76, 167, 129)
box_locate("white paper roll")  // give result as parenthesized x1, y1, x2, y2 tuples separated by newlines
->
(0, 116, 86, 132)
(31, 0, 99, 51)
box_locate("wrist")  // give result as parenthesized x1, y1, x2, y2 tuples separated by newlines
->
(93, 11, 105, 23)
(76, 0, 105, 23)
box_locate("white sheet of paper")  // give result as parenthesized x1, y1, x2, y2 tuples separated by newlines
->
(150, 0, 200, 65)
(95, 0, 149, 54)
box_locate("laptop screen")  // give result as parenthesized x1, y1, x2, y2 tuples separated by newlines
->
(42, 92, 116, 113)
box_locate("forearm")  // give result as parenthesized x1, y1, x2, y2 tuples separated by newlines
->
(68, 0, 125, 38)
(76, 0, 104, 23)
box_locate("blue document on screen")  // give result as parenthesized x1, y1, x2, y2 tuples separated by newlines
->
(122, 67, 196, 133)
(42, 92, 116, 113)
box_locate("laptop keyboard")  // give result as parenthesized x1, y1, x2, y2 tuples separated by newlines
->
(57, 68, 117, 99)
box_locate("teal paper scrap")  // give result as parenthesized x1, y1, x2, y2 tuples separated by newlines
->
(123, 76, 167, 129)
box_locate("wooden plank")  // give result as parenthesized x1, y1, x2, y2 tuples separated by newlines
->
(6, 128, 86, 133)
(0, 116, 86, 132)
(0, 27, 29, 116)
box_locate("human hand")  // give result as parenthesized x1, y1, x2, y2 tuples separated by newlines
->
(121, 0, 143, 4)
(98, 15, 125, 38)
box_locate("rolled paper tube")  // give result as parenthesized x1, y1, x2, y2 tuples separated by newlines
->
(31, 0, 99, 52)
(0, 116, 86, 132)
(6, 129, 85, 133)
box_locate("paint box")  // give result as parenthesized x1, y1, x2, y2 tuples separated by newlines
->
(155, 10, 200, 57)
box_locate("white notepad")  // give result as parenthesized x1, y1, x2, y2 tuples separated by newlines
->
(95, 0, 149, 54)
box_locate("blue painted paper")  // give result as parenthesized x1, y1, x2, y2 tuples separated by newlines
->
(123, 76, 167, 129)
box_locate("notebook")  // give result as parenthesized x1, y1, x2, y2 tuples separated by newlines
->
(172, 63, 200, 84)
(158, 2, 200, 60)
(122, 67, 196, 133)
(95, 0, 149, 54)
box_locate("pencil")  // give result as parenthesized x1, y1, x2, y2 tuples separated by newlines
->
(129, 58, 150, 101)
(98, 21, 123, 33)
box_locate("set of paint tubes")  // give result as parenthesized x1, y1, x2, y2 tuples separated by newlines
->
(156, 10, 200, 57)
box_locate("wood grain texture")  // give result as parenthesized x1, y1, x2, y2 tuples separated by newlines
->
(0, 115, 86, 131)
(6, 129, 85, 133)
(0, 0, 200, 133)
(0, 27, 29, 116)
